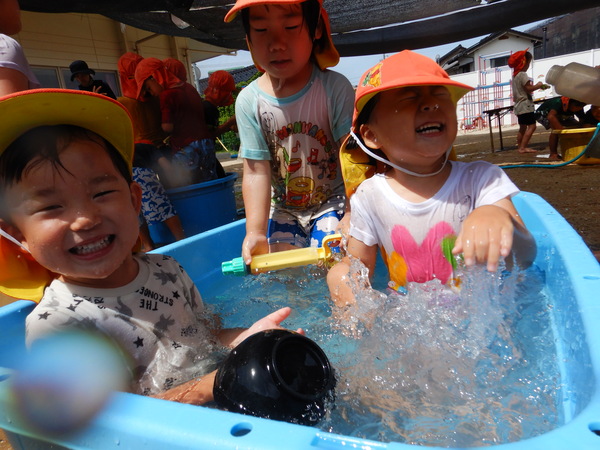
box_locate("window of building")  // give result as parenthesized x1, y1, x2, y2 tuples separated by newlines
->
(30, 67, 61, 88)
(489, 56, 510, 68)
(30, 67, 120, 96)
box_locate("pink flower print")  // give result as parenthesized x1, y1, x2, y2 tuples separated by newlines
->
(390, 222, 456, 284)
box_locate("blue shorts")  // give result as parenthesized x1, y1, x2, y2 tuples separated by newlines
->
(133, 167, 177, 225)
(268, 209, 344, 248)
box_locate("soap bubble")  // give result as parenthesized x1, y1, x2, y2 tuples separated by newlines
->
(10, 331, 130, 435)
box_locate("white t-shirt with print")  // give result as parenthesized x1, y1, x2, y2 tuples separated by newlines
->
(236, 65, 354, 222)
(350, 161, 520, 287)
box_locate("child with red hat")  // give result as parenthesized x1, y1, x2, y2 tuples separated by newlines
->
(224, 0, 354, 264)
(507, 49, 547, 154)
(327, 51, 536, 309)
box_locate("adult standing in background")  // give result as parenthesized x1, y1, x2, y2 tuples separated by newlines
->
(69, 59, 117, 99)
(0, 0, 40, 95)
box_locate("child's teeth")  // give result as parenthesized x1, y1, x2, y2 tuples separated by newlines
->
(73, 236, 110, 255)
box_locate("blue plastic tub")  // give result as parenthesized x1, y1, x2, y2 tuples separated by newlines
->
(1, 192, 600, 449)
(149, 172, 238, 245)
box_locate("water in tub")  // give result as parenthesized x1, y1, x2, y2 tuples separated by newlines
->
(206, 261, 560, 447)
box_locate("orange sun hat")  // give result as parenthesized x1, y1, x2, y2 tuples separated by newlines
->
(353, 50, 473, 131)
(118, 52, 144, 99)
(134, 57, 182, 101)
(164, 57, 188, 82)
(507, 49, 529, 76)
(0, 89, 135, 302)
(224, 0, 339, 70)
(204, 70, 236, 107)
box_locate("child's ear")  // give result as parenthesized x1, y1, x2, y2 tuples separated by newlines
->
(360, 123, 382, 149)
(129, 182, 143, 215)
(314, 17, 323, 41)
(0, 219, 29, 253)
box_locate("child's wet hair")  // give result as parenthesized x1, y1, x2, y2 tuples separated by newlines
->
(241, 0, 321, 41)
(0, 125, 132, 192)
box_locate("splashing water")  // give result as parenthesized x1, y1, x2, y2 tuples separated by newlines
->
(209, 262, 561, 447)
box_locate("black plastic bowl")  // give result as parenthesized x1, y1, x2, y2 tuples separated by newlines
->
(213, 329, 335, 425)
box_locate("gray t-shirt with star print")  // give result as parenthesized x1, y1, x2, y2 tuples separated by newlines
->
(25, 253, 218, 396)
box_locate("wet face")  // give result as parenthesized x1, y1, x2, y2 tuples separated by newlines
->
(3, 139, 142, 288)
(247, 4, 318, 85)
(360, 85, 458, 172)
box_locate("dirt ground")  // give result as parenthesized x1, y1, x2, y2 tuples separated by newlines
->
(454, 126, 600, 257)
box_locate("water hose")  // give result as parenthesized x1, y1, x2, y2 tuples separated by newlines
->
(499, 124, 600, 170)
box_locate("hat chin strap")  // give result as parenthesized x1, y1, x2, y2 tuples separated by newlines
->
(0, 228, 30, 253)
(350, 130, 451, 178)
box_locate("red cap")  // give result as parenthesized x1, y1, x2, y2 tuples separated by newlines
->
(507, 49, 529, 76)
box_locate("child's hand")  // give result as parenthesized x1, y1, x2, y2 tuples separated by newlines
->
(230, 307, 303, 348)
(453, 205, 515, 272)
(242, 232, 269, 264)
(336, 214, 351, 251)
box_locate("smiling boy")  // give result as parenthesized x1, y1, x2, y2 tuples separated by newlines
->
(0, 89, 299, 403)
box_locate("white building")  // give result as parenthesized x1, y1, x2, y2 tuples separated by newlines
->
(439, 31, 600, 130)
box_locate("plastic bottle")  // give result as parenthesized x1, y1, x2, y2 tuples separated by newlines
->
(222, 234, 341, 276)
(545, 62, 600, 105)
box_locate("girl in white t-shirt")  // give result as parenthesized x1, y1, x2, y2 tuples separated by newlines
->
(327, 51, 536, 307)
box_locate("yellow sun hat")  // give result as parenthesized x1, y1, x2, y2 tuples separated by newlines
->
(224, 0, 340, 70)
(0, 89, 134, 303)
(0, 89, 134, 170)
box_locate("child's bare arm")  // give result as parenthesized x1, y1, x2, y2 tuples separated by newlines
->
(524, 80, 544, 94)
(0, 67, 29, 96)
(154, 307, 299, 405)
(547, 109, 564, 130)
(241, 158, 272, 263)
(327, 237, 377, 308)
(216, 306, 302, 348)
(453, 197, 536, 272)
(152, 370, 216, 405)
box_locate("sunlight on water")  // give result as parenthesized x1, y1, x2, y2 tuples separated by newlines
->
(208, 262, 561, 447)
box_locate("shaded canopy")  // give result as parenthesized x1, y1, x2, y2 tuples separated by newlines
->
(20, 0, 600, 57)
